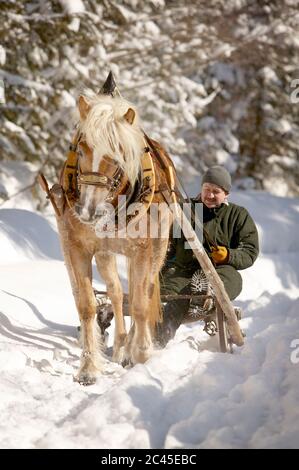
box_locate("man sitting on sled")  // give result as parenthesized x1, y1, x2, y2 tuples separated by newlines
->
(155, 165, 259, 347)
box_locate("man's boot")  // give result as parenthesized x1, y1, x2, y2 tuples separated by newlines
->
(154, 300, 187, 348)
(95, 293, 114, 346)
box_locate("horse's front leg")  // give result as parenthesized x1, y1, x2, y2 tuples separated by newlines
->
(70, 248, 103, 385)
(95, 253, 126, 364)
(129, 280, 152, 364)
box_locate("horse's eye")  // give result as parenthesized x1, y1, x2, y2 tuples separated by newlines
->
(78, 148, 84, 158)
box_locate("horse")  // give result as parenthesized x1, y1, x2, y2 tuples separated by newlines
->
(46, 73, 176, 385)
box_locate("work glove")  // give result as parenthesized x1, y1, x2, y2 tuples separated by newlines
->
(211, 245, 229, 264)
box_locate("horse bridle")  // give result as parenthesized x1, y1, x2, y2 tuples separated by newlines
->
(64, 131, 154, 226)
(68, 135, 132, 206)
(78, 157, 126, 204)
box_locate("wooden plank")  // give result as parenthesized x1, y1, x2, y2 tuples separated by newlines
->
(94, 289, 212, 302)
(38, 173, 61, 217)
(216, 301, 230, 353)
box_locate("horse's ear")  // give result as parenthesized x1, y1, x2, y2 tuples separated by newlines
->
(124, 108, 135, 125)
(78, 95, 90, 120)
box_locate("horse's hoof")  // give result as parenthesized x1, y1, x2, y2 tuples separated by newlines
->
(112, 346, 126, 364)
(121, 358, 133, 368)
(73, 373, 97, 386)
(131, 346, 152, 365)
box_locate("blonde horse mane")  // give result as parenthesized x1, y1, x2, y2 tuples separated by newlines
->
(78, 92, 144, 185)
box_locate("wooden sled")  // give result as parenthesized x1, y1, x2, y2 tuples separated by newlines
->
(93, 289, 243, 354)
(40, 133, 244, 356)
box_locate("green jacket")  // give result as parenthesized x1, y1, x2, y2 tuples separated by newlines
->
(168, 200, 259, 272)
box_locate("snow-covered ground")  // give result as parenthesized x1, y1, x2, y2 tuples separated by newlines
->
(0, 168, 299, 449)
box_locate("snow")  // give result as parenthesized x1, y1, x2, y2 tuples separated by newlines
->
(267, 155, 298, 170)
(0, 167, 299, 449)
(0, 45, 6, 66)
(258, 66, 282, 86)
(2, 1, 299, 198)
(59, 0, 85, 15)
(215, 149, 237, 173)
(0, 70, 52, 93)
(210, 63, 237, 86)
(0, 161, 39, 210)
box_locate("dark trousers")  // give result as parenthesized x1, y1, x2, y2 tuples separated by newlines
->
(159, 265, 242, 329)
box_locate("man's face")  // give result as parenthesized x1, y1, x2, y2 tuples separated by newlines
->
(201, 182, 228, 208)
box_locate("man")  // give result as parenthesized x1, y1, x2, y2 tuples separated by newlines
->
(156, 165, 259, 346)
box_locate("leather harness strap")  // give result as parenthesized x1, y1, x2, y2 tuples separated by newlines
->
(41, 127, 215, 250)
(144, 133, 217, 250)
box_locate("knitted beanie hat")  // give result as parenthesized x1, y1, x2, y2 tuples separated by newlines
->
(201, 165, 231, 192)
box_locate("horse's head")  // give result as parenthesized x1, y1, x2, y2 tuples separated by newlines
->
(74, 78, 144, 224)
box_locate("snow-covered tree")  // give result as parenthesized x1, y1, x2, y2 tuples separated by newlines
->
(1, 0, 299, 204)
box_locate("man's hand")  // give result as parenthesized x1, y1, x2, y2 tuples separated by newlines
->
(211, 246, 229, 264)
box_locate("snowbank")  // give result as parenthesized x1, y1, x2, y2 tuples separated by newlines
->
(0, 189, 298, 449)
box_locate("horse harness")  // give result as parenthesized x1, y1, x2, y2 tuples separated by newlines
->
(63, 132, 126, 205)
(48, 129, 157, 228)
(39, 130, 217, 248)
